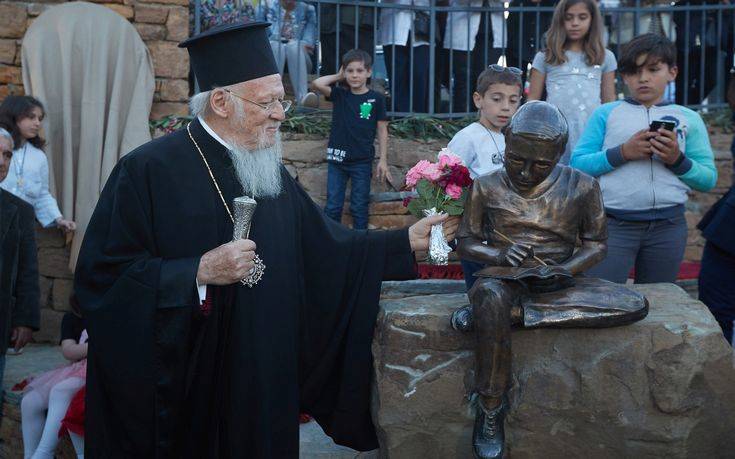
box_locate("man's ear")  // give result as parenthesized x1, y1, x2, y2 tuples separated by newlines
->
(209, 88, 230, 119)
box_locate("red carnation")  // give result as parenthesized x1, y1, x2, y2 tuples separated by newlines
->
(448, 165, 472, 187)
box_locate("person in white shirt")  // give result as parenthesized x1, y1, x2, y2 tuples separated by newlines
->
(446, 65, 522, 290)
(0, 96, 76, 232)
(379, 0, 431, 113)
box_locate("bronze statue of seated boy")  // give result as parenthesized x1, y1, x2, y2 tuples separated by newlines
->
(453, 101, 648, 459)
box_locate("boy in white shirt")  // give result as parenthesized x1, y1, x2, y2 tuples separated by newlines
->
(447, 64, 522, 289)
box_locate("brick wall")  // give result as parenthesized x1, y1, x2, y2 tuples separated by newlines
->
(0, 0, 191, 120)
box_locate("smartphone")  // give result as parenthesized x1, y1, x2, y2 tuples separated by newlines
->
(649, 120, 676, 132)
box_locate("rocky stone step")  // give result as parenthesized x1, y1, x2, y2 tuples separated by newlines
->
(371, 283, 735, 458)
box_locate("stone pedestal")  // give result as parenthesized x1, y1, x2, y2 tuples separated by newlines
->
(371, 283, 735, 458)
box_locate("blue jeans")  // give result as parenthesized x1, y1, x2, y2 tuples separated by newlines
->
(461, 259, 484, 291)
(586, 214, 688, 284)
(324, 161, 372, 230)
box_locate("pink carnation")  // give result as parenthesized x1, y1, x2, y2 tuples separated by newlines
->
(422, 163, 443, 181)
(438, 150, 463, 169)
(405, 160, 431, 188)
(445, 183, 463, 200)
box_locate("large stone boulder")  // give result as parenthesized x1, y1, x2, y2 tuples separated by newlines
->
(371, 283, 735, 458)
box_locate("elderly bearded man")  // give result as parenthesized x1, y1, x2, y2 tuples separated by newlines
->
(74, 22, 459, 458)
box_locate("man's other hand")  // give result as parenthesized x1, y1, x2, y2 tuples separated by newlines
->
(408, 214, 461, 252)
(197, 239, 257, 285)
(11, 326, 33, 352)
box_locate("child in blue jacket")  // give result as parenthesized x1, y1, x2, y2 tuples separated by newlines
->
(571, 33, 717, 283)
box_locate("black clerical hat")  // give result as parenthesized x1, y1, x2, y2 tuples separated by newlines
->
(179, 22, 279, 90)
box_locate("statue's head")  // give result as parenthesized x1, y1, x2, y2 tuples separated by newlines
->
(503, 101, 568, 192)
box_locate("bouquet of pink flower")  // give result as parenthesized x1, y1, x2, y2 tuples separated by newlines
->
(403, 149, 472, 264)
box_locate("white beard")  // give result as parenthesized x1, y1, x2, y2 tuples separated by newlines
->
(226, 130, 284, 199)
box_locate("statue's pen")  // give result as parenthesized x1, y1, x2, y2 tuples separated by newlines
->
(492, 229, 548, 267)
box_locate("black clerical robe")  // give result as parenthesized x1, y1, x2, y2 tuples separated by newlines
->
(74, 118, 416, 458)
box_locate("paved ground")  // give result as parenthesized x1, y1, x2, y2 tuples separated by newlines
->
(299, 421, 378, 458)
(2, 345, 378, 457)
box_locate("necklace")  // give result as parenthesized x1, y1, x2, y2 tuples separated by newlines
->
(186, 123, 266, 287)
(479, 122, 504, 165)
(14, 143, 28, 191)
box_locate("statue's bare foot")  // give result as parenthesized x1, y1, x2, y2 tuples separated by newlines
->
(451, 305, 474, 332)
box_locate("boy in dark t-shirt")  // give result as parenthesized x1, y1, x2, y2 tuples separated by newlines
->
(312, 49, 391, 229)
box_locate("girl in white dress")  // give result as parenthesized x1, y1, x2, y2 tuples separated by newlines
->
(0, 96, 75, 231)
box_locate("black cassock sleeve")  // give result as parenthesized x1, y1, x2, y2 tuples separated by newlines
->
(74, 159, 200, 456)
(12, 200, 40, 330)
(293, 181, 416, 451)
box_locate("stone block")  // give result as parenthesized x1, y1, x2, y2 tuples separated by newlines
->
(150, 102, 189, 120)
(372, 283, 735, 458)
(0, 4, 27, 39)
(14, 43, 22, 66)
(386, 138, 446, 169)
(367, 214, 416, 229)
(165, 6, 188, 42)
(34, 308, 64, 344)
(27, 3, 51, 17)
(139, 0, 188, 5)
(285, 163, 297, 178)
(135, 23, 167, 41)
(26, 17, 37, 31)
(0, 39, 16, 65)
(147, 41, 189, 79)
(684, 244, 703, 263)
(159, 78, 189, 102)
(39, 276, 52, 308)
(369, 201, 410, 216)
(104, 3, 134, 20)
(35, 226, 66, 248)
(135, 4, 170, 24)
(51, 278, 74, 311)
(0, 65, 22, 85)
(0, 83, 24, 100)
(37, 247, 73, 279)
(282, 139, 327, 163)
(297, 164, 328, 199)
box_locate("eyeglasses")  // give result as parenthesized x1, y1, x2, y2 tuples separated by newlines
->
(488, 64, 523, 75)
(223, 89, 292, 114)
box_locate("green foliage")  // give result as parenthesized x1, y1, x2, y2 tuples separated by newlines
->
(700, 108, 733, 133)
(406, 178, 467, 217)
(149, 112, 476, 140)
(388, 116, 475, 141)
(150, 115, 193, 135)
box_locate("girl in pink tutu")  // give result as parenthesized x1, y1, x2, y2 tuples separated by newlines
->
(21, 295, 86, 459)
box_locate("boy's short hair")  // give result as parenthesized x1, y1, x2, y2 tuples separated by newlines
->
(476, 66, 523, 96)
(342, 49, 372, 69)
(618, 33, 677, 75)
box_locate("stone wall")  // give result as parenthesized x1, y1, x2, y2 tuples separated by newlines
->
(33, 228, 75, 346)
(0, 0, 190, 119)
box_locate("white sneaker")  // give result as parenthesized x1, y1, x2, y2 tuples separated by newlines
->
(300, 92, 319, 108)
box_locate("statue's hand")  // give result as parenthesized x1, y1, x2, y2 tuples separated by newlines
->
(503, 243, 534, 267)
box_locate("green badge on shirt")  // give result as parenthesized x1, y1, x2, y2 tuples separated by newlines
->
(359, 102, 373, 120)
